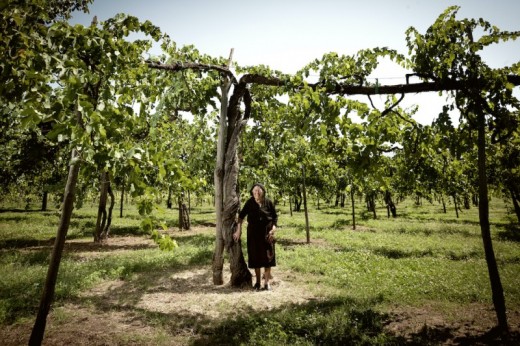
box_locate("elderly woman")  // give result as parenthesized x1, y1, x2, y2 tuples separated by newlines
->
(233, 183, 278, 291)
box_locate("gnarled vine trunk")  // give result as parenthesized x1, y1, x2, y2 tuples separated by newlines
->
(212, 51, 256, 287)
(94, 171, 110, 242)
(178, 194, 190, 230)
(101, 183, 115, 239)
(385, 190, 397, 218)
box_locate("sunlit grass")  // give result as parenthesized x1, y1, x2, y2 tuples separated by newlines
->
(0, 194, 518, 344)
(275, 197, 520, 308)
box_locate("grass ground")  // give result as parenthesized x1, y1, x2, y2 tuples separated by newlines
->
(0, 195, 519, 345)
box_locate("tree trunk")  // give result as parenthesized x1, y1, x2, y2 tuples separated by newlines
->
(441, 195, 447, 213)
(293, 186, 302, 211)
(351, 186, 356, 231)
(472, 194, 479, 207)
(302, 165, 310, 244)
(385, 190, 397, 218)
(100, 182, 114, 239)
(213, 50, 251, 288)
(476, 111, 509, 335)
(94, 171, 109, 242)
(29, 149, 80, 346)
(453, 194, 460, 219)
(188, 190, 191, 214)
(289, 195, 293, 217)
(167, 187, 173, 209)
(463, 194, 470, 209)
(221, 89, 252, 287)
(41, 191, 48, 212)
(509, 187, 520, 223)
(119, 181, 125, 218)
(367, 193, 377, 219)
(178, 194, 190, 230)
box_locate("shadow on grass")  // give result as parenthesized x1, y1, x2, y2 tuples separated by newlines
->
(321, 208, 348, 215)
(192, 296, 403, 345)
(331, 218, 351, 229)
(0, 248, 51, 266)
(0, 209, 51, 214)
(372, 247, 483, 261)
(410, 324, 520, 346)
(0, 210, 58, 222)
(71, 282, 410, 346)
(172, 232, 214, 245)
(191, 220, 217, 227)
(0, 247, 196, 324)
(0, 225, 148, 249)
(498, 224, 520, 242)
(62, 241, 158, 254)
(69, 212, 98, 219)
(276, 238, 312, 249)
(0, 238, 49, 249)
(109, 225, 149, 237)
(403, 216, 483, 227)
(373, 247, 434, 259)
(68, 276, 518, 346)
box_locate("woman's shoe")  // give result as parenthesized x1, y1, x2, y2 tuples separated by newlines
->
(253, 282, 261, 291)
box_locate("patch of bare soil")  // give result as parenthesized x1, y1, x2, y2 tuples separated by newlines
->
(2, 230, 519, 345)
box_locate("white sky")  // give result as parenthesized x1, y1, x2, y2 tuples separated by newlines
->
(71, 0, 520, 124)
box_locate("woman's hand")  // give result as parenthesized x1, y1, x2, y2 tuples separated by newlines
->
(233, 227, 241, 242)
(267, 225, 276, 242)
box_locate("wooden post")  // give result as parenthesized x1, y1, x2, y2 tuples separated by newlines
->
(302, 165, 310, 244)
(30, 149, 80, 345)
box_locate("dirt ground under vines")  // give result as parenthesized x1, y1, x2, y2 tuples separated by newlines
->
(2, 228, 519, 345)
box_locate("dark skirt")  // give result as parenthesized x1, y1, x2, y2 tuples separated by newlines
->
(247, 222, 276, 268)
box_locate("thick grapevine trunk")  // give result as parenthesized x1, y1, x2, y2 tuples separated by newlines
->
(223, 141, 251, 287)
(100, 182, 114, 239)
(94, 171, 109, 242)
(385, 191, 397, 218)
(178, 195, 190, 230)
(213, 50, 253, 287)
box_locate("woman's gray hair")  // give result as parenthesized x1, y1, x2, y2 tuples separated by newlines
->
(250, 183, 266, 199)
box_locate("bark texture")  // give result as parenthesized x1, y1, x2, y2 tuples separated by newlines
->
(94, 171, 110, 242)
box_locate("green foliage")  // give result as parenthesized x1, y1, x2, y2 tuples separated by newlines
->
(151, 229, 178, 251)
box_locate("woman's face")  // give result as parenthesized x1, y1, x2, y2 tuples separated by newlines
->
(252, 186, 264, 201)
